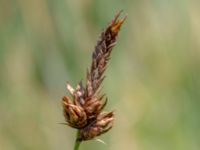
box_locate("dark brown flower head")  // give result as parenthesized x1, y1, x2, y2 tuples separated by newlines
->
(62, 11, 126, 141)
(62, 96, 87, 128)
(79, 112, 114, 141)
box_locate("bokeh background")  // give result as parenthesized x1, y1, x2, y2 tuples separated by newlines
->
(1, 0, 200, 150)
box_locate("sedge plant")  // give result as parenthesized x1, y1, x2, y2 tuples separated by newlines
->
(61, 11, 126, 150)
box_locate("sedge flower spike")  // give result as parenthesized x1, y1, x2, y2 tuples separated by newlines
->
(62, 11, 126, 143)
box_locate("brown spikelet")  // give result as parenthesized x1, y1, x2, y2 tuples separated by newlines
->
(86, 11, 127, 98)
(79, 112, 114, 141)
(62, 11, 126, 141)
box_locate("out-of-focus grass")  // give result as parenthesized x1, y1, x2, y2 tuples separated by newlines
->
(0, 0, 200, 150)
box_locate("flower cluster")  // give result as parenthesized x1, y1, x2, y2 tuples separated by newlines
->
(62, 11, 126, 141)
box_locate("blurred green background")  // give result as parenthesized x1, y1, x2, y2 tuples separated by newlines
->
(0, 0, 200, 150)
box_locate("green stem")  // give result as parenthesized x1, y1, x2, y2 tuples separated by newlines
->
(73, 130, 81, 150)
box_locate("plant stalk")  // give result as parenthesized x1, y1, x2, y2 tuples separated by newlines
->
(73, 130, 81, 150)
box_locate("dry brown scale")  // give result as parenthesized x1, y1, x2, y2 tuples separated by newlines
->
(62, 11, 126, 141)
